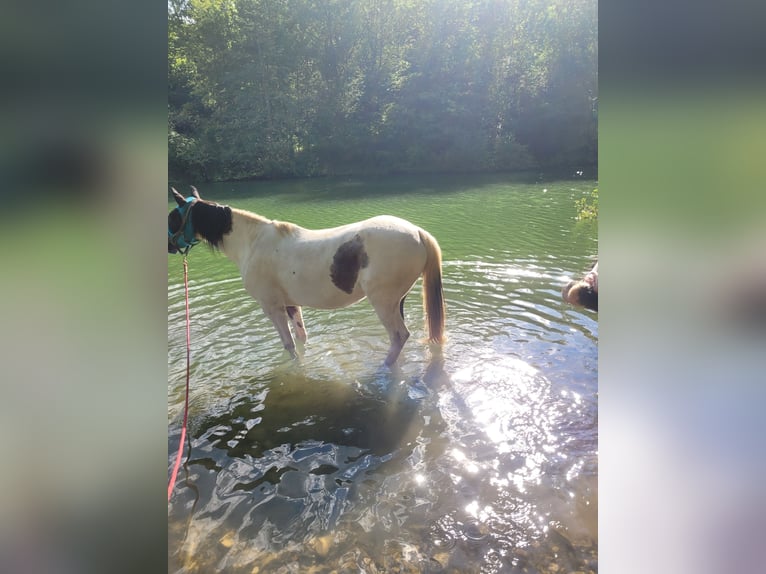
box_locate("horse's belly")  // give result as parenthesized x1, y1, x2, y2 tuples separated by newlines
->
(290, 284, 365, 309)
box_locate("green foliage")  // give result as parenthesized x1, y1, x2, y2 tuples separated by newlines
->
(575, 187, 598, 221)
(169, 0, 598, 182)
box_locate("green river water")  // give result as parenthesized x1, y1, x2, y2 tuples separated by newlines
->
(168, 173, 597, 573)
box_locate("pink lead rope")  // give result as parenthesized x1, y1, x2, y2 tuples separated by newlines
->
(168, 256, 192, 501)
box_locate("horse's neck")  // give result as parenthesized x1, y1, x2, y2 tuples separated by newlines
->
(220, 208, 268, 269)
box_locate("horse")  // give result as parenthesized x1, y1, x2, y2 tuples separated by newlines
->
(562, 260, 598, 312)
(168, 186, 446, 366)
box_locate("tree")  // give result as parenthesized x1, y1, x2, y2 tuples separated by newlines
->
(168, 0, 598, 181)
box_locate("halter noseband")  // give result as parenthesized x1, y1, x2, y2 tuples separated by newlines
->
(169, 197, 200, 254)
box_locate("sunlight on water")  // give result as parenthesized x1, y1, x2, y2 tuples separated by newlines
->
(168, 176, 597, 573)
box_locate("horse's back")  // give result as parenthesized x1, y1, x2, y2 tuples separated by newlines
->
(254, 214, 434, 309)
(309, 215, 421, 241)
(302, 215, 426, 273)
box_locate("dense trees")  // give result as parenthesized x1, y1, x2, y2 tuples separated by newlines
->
(169, 0, 597, 182)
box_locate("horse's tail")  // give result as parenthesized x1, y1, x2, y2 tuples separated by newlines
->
(419, 229, 446, 344)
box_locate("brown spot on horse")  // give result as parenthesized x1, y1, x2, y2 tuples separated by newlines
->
(330, 234, 369, 294)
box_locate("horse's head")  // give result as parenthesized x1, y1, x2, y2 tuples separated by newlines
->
(562, 261, 598, 312)
(168, 185, 201, 254)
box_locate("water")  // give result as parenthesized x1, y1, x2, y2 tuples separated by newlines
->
(168, 174, 597, 573)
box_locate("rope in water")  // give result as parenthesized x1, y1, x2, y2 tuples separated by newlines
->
(168, 256, 192, 501)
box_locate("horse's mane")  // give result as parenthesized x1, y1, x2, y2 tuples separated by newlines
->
(192, 200, 233, 249)
(231, 207, 298, 237)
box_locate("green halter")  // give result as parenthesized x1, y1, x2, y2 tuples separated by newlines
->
(168, 197, 200, 254)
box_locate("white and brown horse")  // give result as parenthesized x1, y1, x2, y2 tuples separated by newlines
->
(168, 186, 446, 365)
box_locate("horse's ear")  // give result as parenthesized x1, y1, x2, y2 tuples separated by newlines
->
(190, 186, 201, 199)
(170, 187, 186, 207)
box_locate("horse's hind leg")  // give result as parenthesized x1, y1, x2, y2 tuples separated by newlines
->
(371, 296, 410, 366)
(286, 305, 308, 344)
(262, 304, 298, 359)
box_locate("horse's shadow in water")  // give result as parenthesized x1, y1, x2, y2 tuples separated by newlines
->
(205, 373, 421, 460)
(173, 357, 539, 563)
(177, 360, 454, 545)
(185, 354, 457, 485)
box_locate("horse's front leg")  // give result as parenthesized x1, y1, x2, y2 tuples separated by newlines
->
(286, 305, 308, 344)
(262, 304, 298, 359)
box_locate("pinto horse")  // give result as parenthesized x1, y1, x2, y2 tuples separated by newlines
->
(168, 186, 446, 366)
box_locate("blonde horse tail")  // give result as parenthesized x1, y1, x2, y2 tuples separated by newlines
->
(419, 229, 446, 344)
